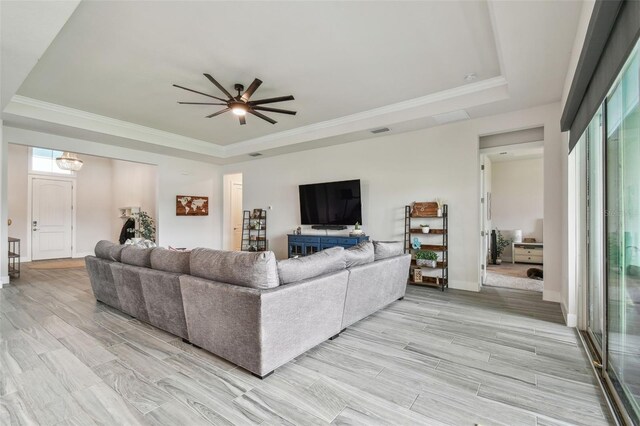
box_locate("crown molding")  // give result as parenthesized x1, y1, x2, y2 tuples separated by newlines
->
(225, 76, 509, 156)
(5, 96, 225, 157)
(4, 76, 509, 159)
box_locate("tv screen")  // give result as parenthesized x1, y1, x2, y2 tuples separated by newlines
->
(299, 179, 362, 225)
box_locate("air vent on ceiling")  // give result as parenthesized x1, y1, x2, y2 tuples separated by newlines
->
(370, 127, 390, 134)
(248, 152, 262, 157)
(432, 110, 470, 125)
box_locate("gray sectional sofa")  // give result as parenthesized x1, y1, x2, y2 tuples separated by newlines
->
(85, 240, 410, 378)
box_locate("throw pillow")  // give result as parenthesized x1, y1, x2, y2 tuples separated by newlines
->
(373, 240, 404, 261)
(277, 246, 346, 285)
(345, 241, 374, 268)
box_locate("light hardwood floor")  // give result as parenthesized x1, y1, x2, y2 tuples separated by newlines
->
(0, 264, 613, 425)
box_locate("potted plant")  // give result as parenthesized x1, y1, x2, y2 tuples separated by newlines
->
(416, 250, 438, 267)
(420, 224, 430, 233)
(495, 229, 512, 265)
(128, 211, 156, 242)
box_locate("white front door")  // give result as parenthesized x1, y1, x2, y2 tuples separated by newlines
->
(32, 178, 73, 260)
(231, 182, 243, 251)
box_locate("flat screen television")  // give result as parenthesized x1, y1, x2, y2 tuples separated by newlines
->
(299, 179, 362, 225)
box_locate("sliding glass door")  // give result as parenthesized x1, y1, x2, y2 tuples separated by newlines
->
(587, 106, 604, 353)
(604, 43, 639, 423)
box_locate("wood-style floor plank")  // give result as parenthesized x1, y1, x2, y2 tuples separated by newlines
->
(0, 263, 614, 425)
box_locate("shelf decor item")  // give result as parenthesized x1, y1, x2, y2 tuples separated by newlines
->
(176, 195, 209, 216)
(413, 268, 423, 282)
(420, 224, 430, 233)
(410, 201, 438, 217)
(404, 203, 449, 291)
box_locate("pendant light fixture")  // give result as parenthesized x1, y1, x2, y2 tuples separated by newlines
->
(56, 152, 84, 171)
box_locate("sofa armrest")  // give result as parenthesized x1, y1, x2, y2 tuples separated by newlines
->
(180, 269, 349, 376)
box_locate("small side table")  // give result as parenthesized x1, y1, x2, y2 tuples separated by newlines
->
(8, 237, 20, 278)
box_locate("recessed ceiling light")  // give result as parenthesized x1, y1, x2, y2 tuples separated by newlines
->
(464, 73, 477, 82)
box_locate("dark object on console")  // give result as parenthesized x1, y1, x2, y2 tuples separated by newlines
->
(527, 268, 544, 280)
(119, 218, 136, 244)
(288, 234, 369, 258)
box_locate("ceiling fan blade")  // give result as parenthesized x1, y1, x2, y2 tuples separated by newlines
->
(204, 73, 234, 99)
(173, 84, 227, 102)
(252, 106, 296, 115)
(248, 95, 294, 106)
(206, 107, 230, 118)
(241, 78, 263, 101)
(239, 116, 246, 125)
(178, 102, 227, 105)
(248, 110, 277, 124)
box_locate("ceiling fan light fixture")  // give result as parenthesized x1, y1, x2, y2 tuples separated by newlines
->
(231, 102, 248, 116)
(56, 152, 83, 171)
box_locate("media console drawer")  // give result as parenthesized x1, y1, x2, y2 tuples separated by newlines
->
(512, 243, 543, 264)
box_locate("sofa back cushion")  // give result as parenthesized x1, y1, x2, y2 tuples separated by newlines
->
(277, 246, 346, 285)
(190, 248, 279, 289)
(345, 241, 374, 268)
(121, 246, 154, 268)
(94, 240, 125, 262)
(150, 247, 190, 274)
(373, 241, 404, 261)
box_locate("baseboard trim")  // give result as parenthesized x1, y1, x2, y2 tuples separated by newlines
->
(560, 302, 578, 327)
(449, 280, 480, 292)
(543, 289, 562, 303)
(73, 252, 92, 259)
(1, 275, 9, 287)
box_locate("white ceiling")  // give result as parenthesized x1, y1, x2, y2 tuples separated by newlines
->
(1, 1, 584, 163)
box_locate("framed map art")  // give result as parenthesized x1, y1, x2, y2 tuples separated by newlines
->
(176, 195, 209, 216)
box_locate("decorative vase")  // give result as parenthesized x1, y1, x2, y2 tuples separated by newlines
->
(426, 259, 437, 268)
(416, 259, 428, 267)
(496, 258, 502, 265)
(437, 208, 442, 217)
(421, 226, 430, 233)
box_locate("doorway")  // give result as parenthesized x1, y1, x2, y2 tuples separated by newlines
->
(223, 173, 243, 251)
(31, 177, 74, 260)
(479, 133, 545, 292)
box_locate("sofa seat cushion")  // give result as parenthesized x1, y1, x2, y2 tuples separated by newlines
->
(277, 246, 346, 285)
(94, 240, 126, 262)
(151, 247, 190, 274)
(190, 248, 279, 289)
(345, 241, 374, 268)
(121, 246, 154, 268)
(373, 241, 404, 261)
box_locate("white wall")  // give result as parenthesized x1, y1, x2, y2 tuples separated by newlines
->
(2, 126, 223, 252)
(7, 144, 28, 260)
(491, 157, 544, 260)
(111, 159, 157, 243)
(225, 102, 566, 298)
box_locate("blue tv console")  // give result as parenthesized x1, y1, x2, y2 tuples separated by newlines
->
(287, 234, 369, 258)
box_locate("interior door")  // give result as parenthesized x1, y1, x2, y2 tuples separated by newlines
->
(32, 178, 73, 260)
(231, 182, 243, 251)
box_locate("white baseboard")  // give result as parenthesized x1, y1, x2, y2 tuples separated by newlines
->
(1, 275, 9, 287)
(543, 289, 562, 303)
(73, 252, 93, 258)
(560, 302, 578, 327)
(449, 280, 480, 292)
